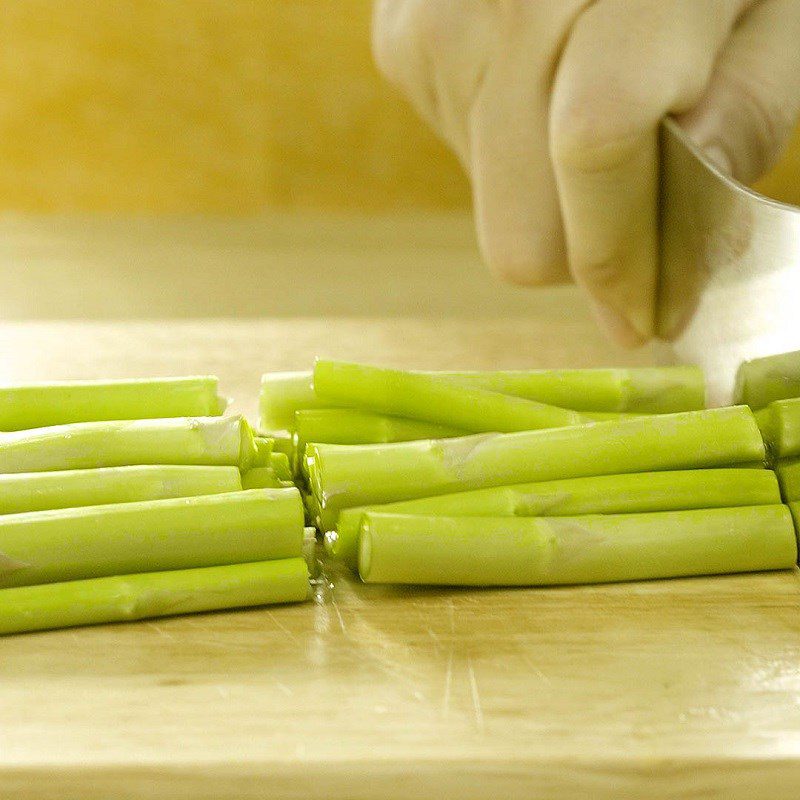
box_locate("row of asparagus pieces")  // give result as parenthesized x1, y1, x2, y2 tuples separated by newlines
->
(0, 378, 312, 635)
(259, 353, 800, 586)
(2, 351, 800, 635)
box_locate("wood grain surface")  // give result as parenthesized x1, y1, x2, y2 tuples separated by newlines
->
(1, 319, 799, 800)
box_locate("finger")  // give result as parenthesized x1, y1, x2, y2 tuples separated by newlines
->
(471, 2, 590, 286)
(550, 0, 754, 346)
(677, 0, 800, 185)
(659, 0, 800, 340)
(372, 0, 495, 164)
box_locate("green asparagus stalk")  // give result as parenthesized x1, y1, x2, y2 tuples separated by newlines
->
(240, 467, 294, 490)
(0, 487, 304, 589)
(295, 408, 465, 447)
(0, 415, 258, 473)
(307, 406, 765, 530)
(0, 376, 226, 431)
(358, 506, 797, 586)
(304, 527, 320, 579)
(756, 398, 800, 460)
(313, 360, 590, 432)
(734, 350, 800, 409)
(253, 437, 274, 467)
(0, 465, 242, 516)
(270, 452, 293, 481)
(0, 558, 309, 636)
(260, 366, 704, 431)
(329, 468, 780, 569)
(775, 458, 800, 502)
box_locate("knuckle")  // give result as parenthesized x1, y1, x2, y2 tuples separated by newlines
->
(484, 246, 568, 288)
(551, 114, 646, 176)
(719, 66, 797, 177)
(372, 0, 458, 82)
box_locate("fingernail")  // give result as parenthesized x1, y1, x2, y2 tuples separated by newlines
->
(703, 143, 732, 176)
(590, 302, 647, 349)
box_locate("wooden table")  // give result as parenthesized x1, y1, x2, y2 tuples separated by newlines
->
(1, 319, 799, 800)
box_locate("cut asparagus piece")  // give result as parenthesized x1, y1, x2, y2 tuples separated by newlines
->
(0, 558, 309, 636)
(756, 398, 800, 460)
(734, 350, 800, 409)
(313, 360, 589, 432)
(775, 458, 800, 502)
(270, 452, 293, 481)
(240, 467, 293, 490)
(0, 487, 304, 588)
(307, 406, 765, 530)
(0, 376, 225, 431)
(303, 527, 320, 579)
(295, 408, 465, 447)
(0, 465, 242, 516)
(260, 366, 704, 430)
(358, 506, 797, 586)
(329, 468, 780, 569)
(253, 437, 274, 467)
(0, 415, 257, 473)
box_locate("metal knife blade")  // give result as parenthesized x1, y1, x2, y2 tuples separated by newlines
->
(657, 118, 800, 405)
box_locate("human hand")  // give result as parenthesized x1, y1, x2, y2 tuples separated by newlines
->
(373, 0, 800, 345)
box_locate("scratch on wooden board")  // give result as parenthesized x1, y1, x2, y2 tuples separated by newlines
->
(329, 593, 347, 635)
(146, 622, 175, 641)
(467, 656, 485, 733)
(266, 610, 299, 642)
(442, 647, 454, 719)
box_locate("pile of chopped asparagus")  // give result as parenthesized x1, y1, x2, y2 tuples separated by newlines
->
(0, 377, 311, 635)
(260, 355, 800, 588)
(5, 350, 800, 636)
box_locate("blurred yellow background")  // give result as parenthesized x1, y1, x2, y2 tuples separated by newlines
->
(0, 0, 796, 213)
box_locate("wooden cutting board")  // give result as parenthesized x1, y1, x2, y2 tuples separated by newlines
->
(1, 319, 799, 800)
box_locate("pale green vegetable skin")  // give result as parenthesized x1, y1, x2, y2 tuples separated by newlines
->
(269, 452, 293, 480)
(329, 468, 781, 569)
(259, 366, 705, 430)
(240, 467, 293, 489)
(0, 465, 242, 515)
(0, 376, 225, 431)
(313, 360, 589, 432)
(0, 558, 309, 636)
(358, 506, 797, 586)
(308, 406, 765, 530)
(756, 398, 800, 459)
(734, 350, 800, 409)
(0, 415, 257, 473)
(295, 408, 465, 447)
(775, 458, 800, 501)
(0, 488, 304, 588)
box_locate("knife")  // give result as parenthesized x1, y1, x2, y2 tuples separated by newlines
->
(657, 118, 800, 405)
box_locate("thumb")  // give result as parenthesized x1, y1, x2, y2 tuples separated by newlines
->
(677, 0, 800, 185)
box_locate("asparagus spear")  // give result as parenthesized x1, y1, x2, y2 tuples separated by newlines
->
(734, 350, 800, 409)
(0, 488, 304, 588)
(0, 558, 309, 636)
(270, 452, 293, 481)
(260, 366, 704, 430)
(775, 459, 800, 502)
(313, 360, 589, 432)
(0, 465, 242, 515)
(0, 376, 226, 431)
(756, 398, 800, 460)
(358, 506, 797, 586)
(0, 415, 258, 473)
(240, 467, 294, 490)
(253, 437, 274, 466)
(329, 468, 780, 569)
(307, 406, 765, 530)
(295, 408, 465, 447)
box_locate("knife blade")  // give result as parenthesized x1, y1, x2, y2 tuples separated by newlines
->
(657, 118, 800, 405)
